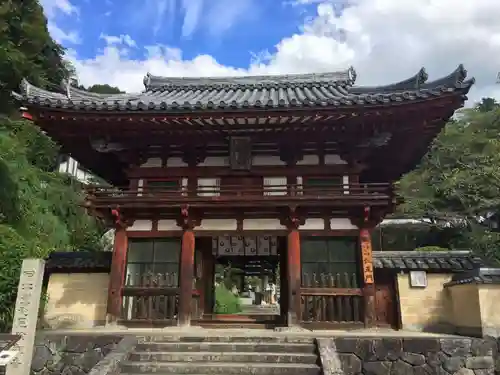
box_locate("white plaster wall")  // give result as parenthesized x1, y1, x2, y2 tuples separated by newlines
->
(157, 219, 180, 231)
(297, 154, 319, 165)
(127, 220, 153, 231)
(301, 218, 325, 230)
(325, 154, 347, 165)
(197, 219, 238, 231)
(199, 156, 228, 167)
(165, 157, 188, 167)
(140, 157, 162, 167)
(252, 155, 286, 166)
(330, 218, 358, 229)
(243, 219, 286, 230)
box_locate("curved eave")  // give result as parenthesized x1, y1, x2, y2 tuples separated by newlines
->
(13, 85, 473, 116)
(12, 65, 474, 115)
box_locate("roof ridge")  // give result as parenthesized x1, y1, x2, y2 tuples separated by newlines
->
(143, 68, 356, 91)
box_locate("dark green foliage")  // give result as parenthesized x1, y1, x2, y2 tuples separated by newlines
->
(0, 118, 105, 331)
(0, 0, 107, 332)
(214, 284, 242, 314)
(74, 83, 124, 94)
(397, 98, 500, 264)
(0, 0, 68, 114)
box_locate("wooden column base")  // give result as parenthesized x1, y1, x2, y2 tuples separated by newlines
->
(363, 284, 376, 327)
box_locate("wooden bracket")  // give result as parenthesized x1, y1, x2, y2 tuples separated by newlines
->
(110, 206, 134, 229)
(176, 205, 201, 230)
(280, 206, 305, 230)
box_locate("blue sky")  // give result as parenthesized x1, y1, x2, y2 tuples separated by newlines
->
(49, 0, 347, 68)
(41, 0, 500, 101)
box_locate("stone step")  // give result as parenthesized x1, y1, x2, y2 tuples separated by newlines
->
(142, 335, 315, 344)
(134, 342, 316, 354)
(128, 351, 318, 364)
(120, 362, 321, 375)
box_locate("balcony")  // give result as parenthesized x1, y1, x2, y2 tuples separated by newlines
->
(85, 183, 394, 211)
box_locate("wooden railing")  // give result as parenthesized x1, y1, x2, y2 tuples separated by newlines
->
(120, 272, 201, 323)
(300, 272, 363, 324)
(86, 183, 392, 208)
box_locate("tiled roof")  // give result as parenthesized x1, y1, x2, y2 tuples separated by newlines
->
(45, 251, 112, 273)
(444, 268, 500, 287)
(45, 250, 483, 274)
(13, 65, 474, 113)
(372, 250, 484, 272)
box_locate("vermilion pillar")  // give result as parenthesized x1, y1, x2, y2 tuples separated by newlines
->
(106, 226, 128, 323)
(178, 229, 196, 326)
(360, 228, 376, 327)
(286, 226, 302, 326)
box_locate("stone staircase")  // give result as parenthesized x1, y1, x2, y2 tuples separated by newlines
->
(119, 335, 322, 375)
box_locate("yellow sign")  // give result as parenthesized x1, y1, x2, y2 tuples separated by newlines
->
(360, 235, 374, 284)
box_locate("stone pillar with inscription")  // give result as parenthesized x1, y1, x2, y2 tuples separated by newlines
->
(6, 259, 45, 375)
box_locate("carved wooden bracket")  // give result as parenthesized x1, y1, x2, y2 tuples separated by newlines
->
(279, 143, 303, 166)
(176, 205, 201, 230)
(110, 206, 135, 229)
(349, 206, 385, 229)
(181, 146, 206, 167)
(280, 206, 306, 230)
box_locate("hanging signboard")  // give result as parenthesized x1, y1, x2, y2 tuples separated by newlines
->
(213, 236, 278, 256)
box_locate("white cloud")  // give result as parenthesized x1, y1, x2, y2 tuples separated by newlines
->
(180, 0, 204, 38)
(64, 0, 500, 103)
(99, 34, 137, 48)
(41, 0, 80, 44)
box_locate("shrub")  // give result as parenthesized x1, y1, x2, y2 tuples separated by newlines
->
(214, 284, 242, 314)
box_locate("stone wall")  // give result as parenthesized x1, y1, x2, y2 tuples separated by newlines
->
(318, 336, 499, 375)
(30, 334, 122, 375)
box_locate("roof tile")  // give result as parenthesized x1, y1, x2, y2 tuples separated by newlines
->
(13, 65, 474, 113)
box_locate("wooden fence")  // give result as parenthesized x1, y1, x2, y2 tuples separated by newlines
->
(301, 272, 363, 324)
(120, 272, 201, 324)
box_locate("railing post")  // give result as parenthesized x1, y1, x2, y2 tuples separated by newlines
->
(106, 210, 132, 324)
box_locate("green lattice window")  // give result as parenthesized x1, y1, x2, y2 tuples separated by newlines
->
(301, 238, 359, 288)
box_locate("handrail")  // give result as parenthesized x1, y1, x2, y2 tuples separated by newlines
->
(86, 183, 392, 196)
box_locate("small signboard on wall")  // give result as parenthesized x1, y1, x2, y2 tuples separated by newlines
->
(409, 270, 427, 288)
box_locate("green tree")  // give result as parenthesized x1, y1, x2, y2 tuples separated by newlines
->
(0, 0, 68, 114)
(397, 99, 500, 263)
(0, 0, 108, 331)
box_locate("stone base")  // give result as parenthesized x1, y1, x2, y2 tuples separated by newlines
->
(318, 336, 498, 375)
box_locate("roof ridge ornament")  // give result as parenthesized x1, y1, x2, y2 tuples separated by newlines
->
(143, 73, 152, 90)
(348, 66, 357, 84)
(416, 67, 428, 87)
(455, 64, 467, 83)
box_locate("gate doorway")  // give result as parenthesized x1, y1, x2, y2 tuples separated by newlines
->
(198, 235, 285, 328)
